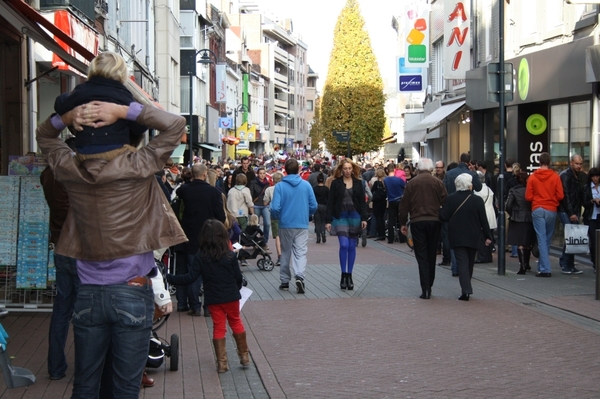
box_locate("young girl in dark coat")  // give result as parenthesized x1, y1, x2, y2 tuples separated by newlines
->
(166, 219, 249, 373)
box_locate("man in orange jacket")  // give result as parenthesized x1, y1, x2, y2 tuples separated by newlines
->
(525, 152, 564, 277)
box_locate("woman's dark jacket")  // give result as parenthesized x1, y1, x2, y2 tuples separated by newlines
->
(313, 184, 330, 206)
(167, 250, 242, 306)
(582, 183, 598, 223)
(325, 176, 368, 223)
(505, 184, 532, 223)
(54, 76, 147, 151)
(249, 177, 270, 206)
(371, 180, 386, 203)
(439, 190, 492, 249)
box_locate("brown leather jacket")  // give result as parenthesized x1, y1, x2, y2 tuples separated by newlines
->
(36, 105, 188, 261)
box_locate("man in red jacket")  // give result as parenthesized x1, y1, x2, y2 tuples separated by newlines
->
(525, 152, 564, 277)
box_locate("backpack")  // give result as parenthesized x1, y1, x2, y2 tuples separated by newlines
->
(372, 180, 387, 202)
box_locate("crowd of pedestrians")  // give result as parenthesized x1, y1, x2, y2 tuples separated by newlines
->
(37, 52, 595, 397)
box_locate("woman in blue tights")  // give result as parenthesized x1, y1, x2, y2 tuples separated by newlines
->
(325, 160, 368, 290)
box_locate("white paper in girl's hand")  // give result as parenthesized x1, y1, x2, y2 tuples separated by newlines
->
(233, 242, 243, 250)
(239, 286, 253, 310)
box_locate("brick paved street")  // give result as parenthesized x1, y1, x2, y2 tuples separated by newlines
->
(1, 234, 599, 398)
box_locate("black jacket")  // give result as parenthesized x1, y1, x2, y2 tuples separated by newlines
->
(54, 76, 147, 150)
(582, 182, 599, 223)
(176, 179, 226, 254)
(249, 177, 269, 206)
(439, 190, 492, 249)
(313, 184, 330, 206)
(505, 184, 532, 223)
(167, 251, 242, 306)
(559, 167, 583, 217)
(325, 177, 368, 223)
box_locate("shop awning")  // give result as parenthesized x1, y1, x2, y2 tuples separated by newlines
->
(0, 0, 92, 75)
(404, 101, 465, 143)
(0, 1, 161, 109)
(199, 143, 221, 152)
(170, 144, 187, 164)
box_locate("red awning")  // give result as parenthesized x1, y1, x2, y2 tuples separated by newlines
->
(0, 0, 90, 75)
(5, 0, 96, 61)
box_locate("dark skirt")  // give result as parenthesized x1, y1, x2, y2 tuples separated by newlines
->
(507, 221, 536, 246)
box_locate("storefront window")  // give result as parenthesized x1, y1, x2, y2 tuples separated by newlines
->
(550, 104, 568, 171)
(549, 100, 590, 248)
(549, 100, 590, 173)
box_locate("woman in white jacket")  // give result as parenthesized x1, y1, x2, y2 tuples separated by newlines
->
(227, 173, 254, 230)
(474, 171, 498, 263)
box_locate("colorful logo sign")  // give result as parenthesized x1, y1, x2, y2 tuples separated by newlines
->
(525, 114, 547, 136)
(399, 75, 423, 92)
(518, 58, 530, 101)
(405, 6, 429, 67)
(219, 117, 232, 129)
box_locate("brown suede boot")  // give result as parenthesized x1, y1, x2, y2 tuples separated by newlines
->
(232, 332, 250, 367)
(212, 338, 229, 373)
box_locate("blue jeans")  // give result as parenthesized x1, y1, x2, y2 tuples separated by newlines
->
(558, 211, 577, 271)
(254, 205, 271, 243)
(531, 208, 557, 273)
(48, 253, 80, 379)
(71, 283, 154, 399)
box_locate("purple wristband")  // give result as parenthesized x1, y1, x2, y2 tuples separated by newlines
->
(50, 114, 66, 130)
(126, 102, 144, 121)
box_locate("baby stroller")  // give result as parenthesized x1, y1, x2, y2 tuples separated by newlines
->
(148, 250, 179, 371)
(238, 231, 275, 271)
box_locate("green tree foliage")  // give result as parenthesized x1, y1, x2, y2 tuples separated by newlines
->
(308, 96, 324, 145)
(320, 0, 386, 156)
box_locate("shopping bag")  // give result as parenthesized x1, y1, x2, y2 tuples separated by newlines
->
(564, 224, 589, 254)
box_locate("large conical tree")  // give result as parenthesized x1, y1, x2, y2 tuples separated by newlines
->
(320, 0, 386, 157)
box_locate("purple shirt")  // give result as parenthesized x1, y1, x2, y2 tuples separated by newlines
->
(77, 252, 155, 285)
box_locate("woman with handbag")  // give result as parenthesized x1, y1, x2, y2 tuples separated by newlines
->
(325, 160, 368, 290)
(506, 172, 535, 274)
(371, 169, 388, 241)
(249, 167, 272, 249)
(440, 173, 493, 301)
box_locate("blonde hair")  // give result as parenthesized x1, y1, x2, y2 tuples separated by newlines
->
(88, 51, 128, 84)
(249, 214, 259, 226)
(207, 169, 217, 187)
(272, 171, 284, 184)
(512, 163, 521, 175)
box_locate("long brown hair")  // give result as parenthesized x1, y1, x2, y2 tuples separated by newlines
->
(333, 159, 361, 179)
(198, 219, 231, 261)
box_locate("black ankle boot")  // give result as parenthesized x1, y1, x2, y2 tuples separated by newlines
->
(517, 248, 526, 275)
(346, 273, 354, 290)
(523, 248, 531, 271)
(340, 272, 347, 289)
(322, 233, 326, 243)
(316, 234, 321, 244)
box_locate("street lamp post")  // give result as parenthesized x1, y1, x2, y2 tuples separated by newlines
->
(233, 104, 249, 160)
(189, 48, 217, 166)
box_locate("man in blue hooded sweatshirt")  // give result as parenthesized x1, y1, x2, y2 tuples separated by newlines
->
(270, 158, 318, 293)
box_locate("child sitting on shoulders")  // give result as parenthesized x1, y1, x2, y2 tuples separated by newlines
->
(54, 51, 148, 161)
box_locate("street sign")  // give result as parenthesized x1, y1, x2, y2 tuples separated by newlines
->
(333, 131, 350, 142)
(487, 62, 514, 103)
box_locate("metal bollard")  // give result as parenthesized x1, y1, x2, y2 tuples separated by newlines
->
(596, 230, 600, 300)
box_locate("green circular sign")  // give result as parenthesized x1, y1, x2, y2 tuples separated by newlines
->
(518, 58, 530, 101)
(526, 114, 547, 136)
